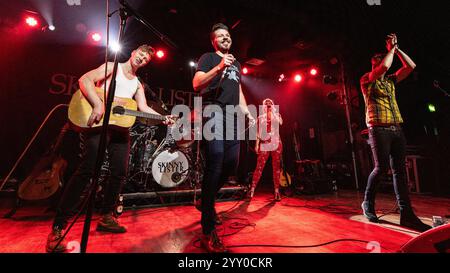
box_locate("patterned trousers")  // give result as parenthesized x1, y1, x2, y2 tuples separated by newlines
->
(251, 142, 282, 191)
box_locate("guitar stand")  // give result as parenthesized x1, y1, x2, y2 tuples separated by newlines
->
(3, 182, 21, 219)
(1, 104, 68, 219)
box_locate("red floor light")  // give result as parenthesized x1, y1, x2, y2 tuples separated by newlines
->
(242, 67, 249, 75)
(310, 68, 318, 76)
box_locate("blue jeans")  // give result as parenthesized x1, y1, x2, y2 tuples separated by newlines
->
(201, 110, 240, 235)
(364, 126, 411, 210)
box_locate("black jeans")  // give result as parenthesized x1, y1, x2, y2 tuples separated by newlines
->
(201, 110, 240, 235)
(364, 126, 411, 210)
(53, 130, 130, 229)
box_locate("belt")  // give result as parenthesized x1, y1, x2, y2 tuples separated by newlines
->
(369, 125, 401, 131)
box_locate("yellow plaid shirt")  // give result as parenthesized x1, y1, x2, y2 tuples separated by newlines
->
(360, 73, 403, 126)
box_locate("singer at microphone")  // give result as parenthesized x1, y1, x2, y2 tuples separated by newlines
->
(192, 23, 255, 253)
(220, 55, 235, 80)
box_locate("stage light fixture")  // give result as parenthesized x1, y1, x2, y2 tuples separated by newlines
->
(427, 103, 437, 113)
(156, 50, 165, 59)
(110, 42, 121, 53)
(294, 74, 302, 83)
(25, 16, 39, 27)
(91, 32, 102, 42)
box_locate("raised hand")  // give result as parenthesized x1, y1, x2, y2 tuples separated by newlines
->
(386, 33, 398, 51)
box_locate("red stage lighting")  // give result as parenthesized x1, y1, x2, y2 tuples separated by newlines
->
(294, 74, 302, 83)
(156, 50, 165, 59)
(91, 32, 102, 42)
(242, 67, 249, 75)
(310, 68, 318, 76)
(278, 74, 285, 82)
(25, 16, 39, 27)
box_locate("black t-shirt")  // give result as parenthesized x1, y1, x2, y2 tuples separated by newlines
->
(196, 52, 241, 107)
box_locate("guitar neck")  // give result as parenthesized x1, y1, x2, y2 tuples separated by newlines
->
(119, 108, 166, 121)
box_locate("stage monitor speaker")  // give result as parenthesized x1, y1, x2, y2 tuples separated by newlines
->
(399, 223, 450, 253)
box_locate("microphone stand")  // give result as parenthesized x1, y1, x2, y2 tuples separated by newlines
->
(434, 81, 450, 98)
(79, 0, 178, 253)
(339, 59, 360, 190)
(79, 7, 129, 254)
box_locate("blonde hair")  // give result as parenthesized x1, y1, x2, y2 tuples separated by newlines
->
(263, 98, 274, 105)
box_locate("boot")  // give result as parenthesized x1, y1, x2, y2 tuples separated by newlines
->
(400, 208, 432, 232)
(96, 214, 127, 233)
(200, 229, 228, 253)
(46, 227, 67, 253)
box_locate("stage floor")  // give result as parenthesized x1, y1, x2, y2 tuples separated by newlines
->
(0, 190, 448, 253)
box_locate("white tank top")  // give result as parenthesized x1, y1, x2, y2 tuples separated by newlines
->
(100, 63, 139, 99)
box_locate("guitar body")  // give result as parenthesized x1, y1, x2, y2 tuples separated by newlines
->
(279, 171, 292, 188)
(279, 153, 292, 188)
(18, 156, 67, 200)
(68, 88, 138, 131)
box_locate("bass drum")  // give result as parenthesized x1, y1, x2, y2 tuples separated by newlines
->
(151, 148, 190, 188)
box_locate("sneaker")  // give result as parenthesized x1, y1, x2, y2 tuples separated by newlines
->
(400, 209, 432, 232)
(362, 201, 379, 223)
(46, 227, 67, 253)
(200, 230, 228, 253)
(96, 214, 127, 233)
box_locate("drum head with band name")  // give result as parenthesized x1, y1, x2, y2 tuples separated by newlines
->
(151, 149, 189, 188)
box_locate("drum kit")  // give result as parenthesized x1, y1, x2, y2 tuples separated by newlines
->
(124, 115, 204, 193)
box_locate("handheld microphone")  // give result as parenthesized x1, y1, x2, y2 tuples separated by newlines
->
(220, 55, 235, 80)
(221, 67, 228, 79)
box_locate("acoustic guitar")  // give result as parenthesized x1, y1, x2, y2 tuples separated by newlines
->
(18, 124, 68, 201)
(68, 88, 168, 131)
(18, 157, 67, 200)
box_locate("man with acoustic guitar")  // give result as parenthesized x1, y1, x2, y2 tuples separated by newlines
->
(46, 44, 174, 253)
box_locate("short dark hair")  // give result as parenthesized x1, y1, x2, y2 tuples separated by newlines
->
(210, 23, 229, 42)
(136, 44, 155, 58)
